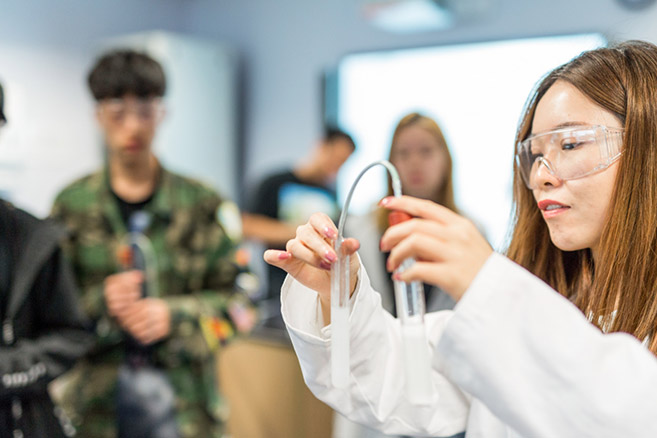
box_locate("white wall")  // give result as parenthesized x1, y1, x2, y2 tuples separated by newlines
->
(0, 0, 187, 216)
(0, 43, 98, 215)
(3, 0, 657, 216)
(183, 0, 657, 194)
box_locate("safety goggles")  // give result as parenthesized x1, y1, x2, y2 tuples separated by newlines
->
(516, 125, 624, 189)
(98, 97, 164, 125)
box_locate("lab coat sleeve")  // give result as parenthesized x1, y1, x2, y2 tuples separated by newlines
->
(437, 252, 657, 438)
(281, 262, 470, 437)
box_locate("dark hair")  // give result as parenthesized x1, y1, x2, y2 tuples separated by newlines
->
(87, 49, 166, 101)
(324, 126, 356, 151)
(507, 40, 657, 353)
(0, 82, 6, 124)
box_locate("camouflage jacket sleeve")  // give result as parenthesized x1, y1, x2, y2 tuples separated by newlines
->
(50, 191, 123, 349)
(154, 191, 256, 364)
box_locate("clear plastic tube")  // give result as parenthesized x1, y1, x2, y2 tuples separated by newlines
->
(393, 260, 434, 403)
(388, 210, 434, 403)
(332, 160, 433, 402)
(330, 238, 350, 388)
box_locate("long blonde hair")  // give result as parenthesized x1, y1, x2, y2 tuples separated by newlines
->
(507, 41, 657, 353)
(377, 112, 458, 232)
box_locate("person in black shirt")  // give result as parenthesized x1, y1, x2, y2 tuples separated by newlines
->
(0, 81, 92, 438)
(243, 127, 355, 325)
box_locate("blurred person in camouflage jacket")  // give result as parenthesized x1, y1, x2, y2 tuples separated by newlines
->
(50, 49, 255, 438)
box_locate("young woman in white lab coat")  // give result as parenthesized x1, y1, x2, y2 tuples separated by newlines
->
(264, 40, 657, 438)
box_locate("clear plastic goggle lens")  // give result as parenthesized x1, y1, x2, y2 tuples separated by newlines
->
(100, 98, 163, 123)
(516, 125, 623, 189)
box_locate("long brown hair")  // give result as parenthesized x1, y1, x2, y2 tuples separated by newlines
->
(376, 112, 458, 231)
(507, 41, 657, 353)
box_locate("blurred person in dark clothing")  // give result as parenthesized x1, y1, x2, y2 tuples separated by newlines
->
(242, 128, 354, 327)
(0, 81, 92, 438)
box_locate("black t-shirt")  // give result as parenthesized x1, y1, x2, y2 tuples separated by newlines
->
(250, 171, 339, 231)
(111, 190, 155, 229)
(249, 170, 340, 299)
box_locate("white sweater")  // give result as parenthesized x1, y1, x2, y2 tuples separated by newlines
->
(281, 253, 657, 438)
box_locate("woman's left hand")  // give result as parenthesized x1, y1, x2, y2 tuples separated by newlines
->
(380, 195, 493, 302)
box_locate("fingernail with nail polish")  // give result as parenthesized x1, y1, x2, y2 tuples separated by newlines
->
(325, 251, 337, 262)
(319, 261, 332, 271)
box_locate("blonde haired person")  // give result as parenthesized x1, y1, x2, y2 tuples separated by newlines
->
(378, 113, 458, 225)
(265, 40, 657, 437)
(349, 113, 460, 315)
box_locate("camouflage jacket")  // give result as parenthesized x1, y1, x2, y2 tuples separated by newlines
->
(50, 165, 249, 438)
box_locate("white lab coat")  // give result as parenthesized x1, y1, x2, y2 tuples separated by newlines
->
(281, 253, 657, 438)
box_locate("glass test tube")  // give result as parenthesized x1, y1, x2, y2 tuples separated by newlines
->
(330, 237, 350, 388)
(389, 210, 434, 404)
(330, 160, 433, 399)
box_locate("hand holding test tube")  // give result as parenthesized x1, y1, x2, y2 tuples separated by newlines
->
(330, 160, 434, 402)
(264, 160, 490, 403)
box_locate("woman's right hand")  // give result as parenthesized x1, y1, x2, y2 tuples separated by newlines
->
(263, 212, 360, 307)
